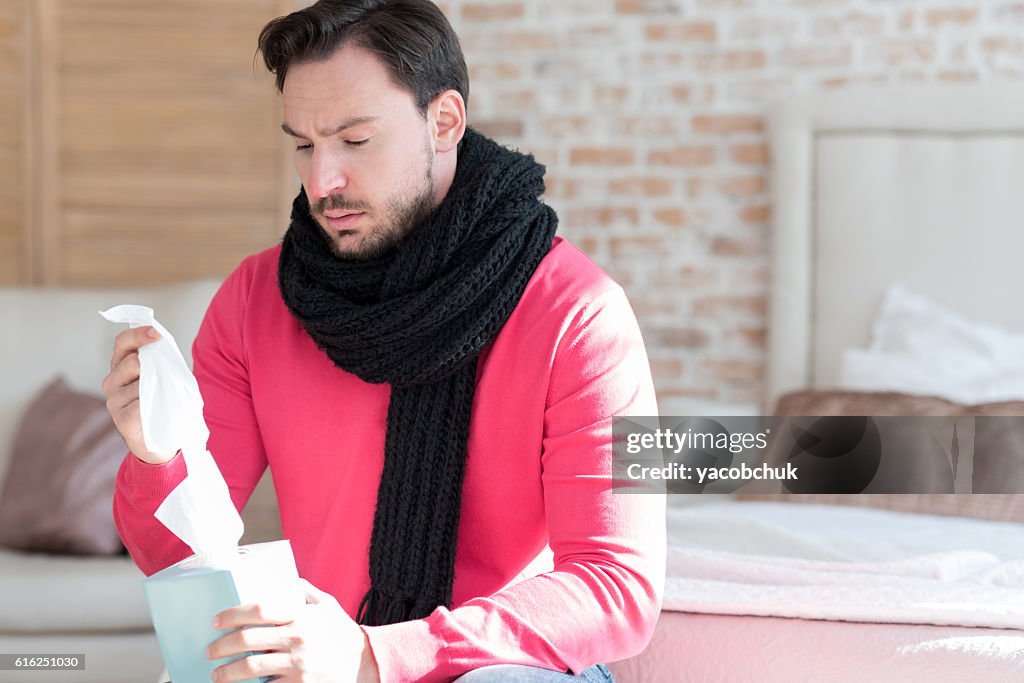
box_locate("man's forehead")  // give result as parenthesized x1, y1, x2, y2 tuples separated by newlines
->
(281, 44, 392, 99)
(280, 46, 416, 130)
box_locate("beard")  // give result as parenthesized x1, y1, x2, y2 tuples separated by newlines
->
(310, 144, 436, 261)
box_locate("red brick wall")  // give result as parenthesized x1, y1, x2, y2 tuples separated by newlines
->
(439, 2, 1024, 409)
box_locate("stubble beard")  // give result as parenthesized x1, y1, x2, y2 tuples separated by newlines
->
(311, 145, 437, 262)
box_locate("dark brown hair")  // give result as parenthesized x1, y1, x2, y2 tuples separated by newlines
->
(257, 0, 469, 113)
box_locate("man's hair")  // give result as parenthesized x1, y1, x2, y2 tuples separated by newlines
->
(257, 0, 469, 114)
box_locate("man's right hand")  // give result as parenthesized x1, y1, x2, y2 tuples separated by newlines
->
(101, 326, 173, 465)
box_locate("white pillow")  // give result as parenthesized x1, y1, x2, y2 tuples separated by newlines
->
(839, 284, 1024, 404)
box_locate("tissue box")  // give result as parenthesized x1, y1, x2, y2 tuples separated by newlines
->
(144, 540, 303, 683)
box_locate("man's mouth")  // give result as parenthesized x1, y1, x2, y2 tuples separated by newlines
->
(322, 211, 364, 231)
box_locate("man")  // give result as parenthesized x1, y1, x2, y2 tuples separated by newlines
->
(104, 1, 665, 681)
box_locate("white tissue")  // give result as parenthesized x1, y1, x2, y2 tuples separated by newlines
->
(100, 304, 243, 562)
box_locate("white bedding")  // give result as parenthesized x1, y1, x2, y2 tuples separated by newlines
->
(606, 501, 1024, 682)
(664, 502, 1024, 629)
(666, 500, 1024, 562)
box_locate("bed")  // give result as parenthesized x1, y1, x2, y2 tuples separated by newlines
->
(607, 84, 1024, 682)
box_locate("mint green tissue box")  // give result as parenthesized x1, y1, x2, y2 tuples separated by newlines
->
(143, 540, 302, 683)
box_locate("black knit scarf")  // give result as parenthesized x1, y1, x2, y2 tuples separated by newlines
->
(278, 128, 557, 626)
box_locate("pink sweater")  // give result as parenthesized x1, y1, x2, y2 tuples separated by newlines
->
(114, 237, 665, 681)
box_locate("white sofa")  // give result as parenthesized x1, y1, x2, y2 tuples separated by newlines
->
(0, 280, 222, 683)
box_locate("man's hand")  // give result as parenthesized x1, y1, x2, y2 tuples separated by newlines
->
(101, 326, 170, 464)
(207, 579, 380, 683)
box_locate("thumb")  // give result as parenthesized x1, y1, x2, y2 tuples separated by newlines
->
(298, 578, 331, 605)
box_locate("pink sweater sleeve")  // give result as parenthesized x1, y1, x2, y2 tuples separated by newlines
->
(363, 287, 666, 681)
(113, 450, 190, 575)
(113, 266, 269, 576)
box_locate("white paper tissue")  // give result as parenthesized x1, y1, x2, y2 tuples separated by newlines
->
(100, 304, 243, 562)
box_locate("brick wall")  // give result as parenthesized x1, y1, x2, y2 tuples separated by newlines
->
(435, 0, 1024, 411)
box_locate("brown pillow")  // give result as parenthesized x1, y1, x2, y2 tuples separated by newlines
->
(772, 388, 1024, 417)
(736, 389, 1024, 523)
(773, 389, 964, 416)
(0, 377, 127, 554)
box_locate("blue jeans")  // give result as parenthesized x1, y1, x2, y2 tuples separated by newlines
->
(452, 663, 614, 682)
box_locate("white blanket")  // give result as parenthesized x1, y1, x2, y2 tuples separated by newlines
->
(664, 502, 1024, 630)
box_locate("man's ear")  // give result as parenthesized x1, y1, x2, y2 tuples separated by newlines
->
(429, 89, 466, 153)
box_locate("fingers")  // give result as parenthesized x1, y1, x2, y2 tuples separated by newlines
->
(110, 326, 160, 371)
(101, 326, 167, 462)
(103, 327, 154, 399)
(207, 624, 295, 661)
(214, 602, 297, 631)
(210, 650, 293, 682)
(102, 353, 140, 399)
(105, 380, 139, 412)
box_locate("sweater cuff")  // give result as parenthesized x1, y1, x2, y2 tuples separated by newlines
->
(123, 450, 187, 499)
(362, 613, 452, 682)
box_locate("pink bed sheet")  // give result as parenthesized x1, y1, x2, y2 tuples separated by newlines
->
(607, 611, 1024, 682)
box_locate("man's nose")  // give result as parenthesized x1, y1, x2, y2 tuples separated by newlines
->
(306, 149, 349, 200)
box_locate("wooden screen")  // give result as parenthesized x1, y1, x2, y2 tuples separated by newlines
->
(0, 1, 29, 284)
(15, 0, 295, 285)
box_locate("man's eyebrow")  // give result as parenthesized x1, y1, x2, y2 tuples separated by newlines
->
(280, 116, 380, 139)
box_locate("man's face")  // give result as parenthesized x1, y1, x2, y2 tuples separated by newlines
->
(282, 44, 437, 260)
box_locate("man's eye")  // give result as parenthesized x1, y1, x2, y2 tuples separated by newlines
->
(346, 139, 370, 147)
(296, 143, 313, 151)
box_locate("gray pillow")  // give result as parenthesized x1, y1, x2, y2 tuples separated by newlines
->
(0, 377, 127, 554)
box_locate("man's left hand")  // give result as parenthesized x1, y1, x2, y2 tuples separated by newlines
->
(207, 578, 380, 683)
